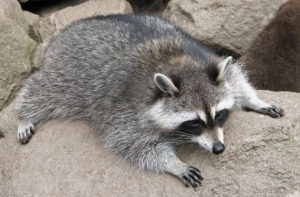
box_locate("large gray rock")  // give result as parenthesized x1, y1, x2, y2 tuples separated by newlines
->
(0, 90, 299, 196)
(0, 0, 37, 111)
(163, 0, 288, 55)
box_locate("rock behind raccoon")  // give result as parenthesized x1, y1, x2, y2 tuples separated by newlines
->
(16, 14, 283, 187)
(241, 0, 300, 92)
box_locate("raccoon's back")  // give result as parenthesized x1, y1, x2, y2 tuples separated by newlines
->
(40, 15, 183, 89)
(25, 15, 214, 117)
(42, 14, 209, 73)
(22, 15, 181, 117)
(44, 14, 182, 66)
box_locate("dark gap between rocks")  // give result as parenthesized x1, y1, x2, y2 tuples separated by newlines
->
(21, 0, 63, 14)
(211, 45, 241, 59)
(21, 0, 87, 15)
(128, 0, 170, 13)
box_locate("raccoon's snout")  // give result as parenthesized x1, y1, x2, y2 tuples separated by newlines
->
(212, 142, 225, 154)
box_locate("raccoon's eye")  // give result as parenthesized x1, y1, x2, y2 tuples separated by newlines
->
(177, 120, 204, 135)
(215, 109, 230, 126)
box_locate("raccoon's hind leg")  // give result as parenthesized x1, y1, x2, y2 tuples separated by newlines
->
(17, 99, 40, 144)
(17, 99, 51, 144)
(16, 84, 53, 144)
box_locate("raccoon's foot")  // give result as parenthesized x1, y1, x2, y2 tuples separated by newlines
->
(257, 105, 284, 118)
(18, 121, 35, 144)
(161, 153, 204, 187)
(178, 166, 203, 187)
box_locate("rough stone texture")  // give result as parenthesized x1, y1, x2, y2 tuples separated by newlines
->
(0, 0, 37, 111)
(162, 0, 289, 55)
(23, 11, 40, 27)
(0, 91, 299, 197)
(23, 11, 41, 42)
(36, 0, 133, 43)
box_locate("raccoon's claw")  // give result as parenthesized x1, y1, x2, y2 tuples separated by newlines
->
(17, 122, 35, 144)
(180, 166, 203, 187)
(260, 105, 284, 118)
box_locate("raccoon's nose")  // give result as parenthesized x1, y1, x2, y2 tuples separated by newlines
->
(212, 142, 225, 154)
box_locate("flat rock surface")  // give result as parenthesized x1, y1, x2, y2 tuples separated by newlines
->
(0, 90, 299, 197)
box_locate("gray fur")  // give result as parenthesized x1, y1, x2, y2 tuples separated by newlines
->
(16, 14, 283, 187)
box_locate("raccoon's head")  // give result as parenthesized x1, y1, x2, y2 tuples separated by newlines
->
(148, 56, 235, 154)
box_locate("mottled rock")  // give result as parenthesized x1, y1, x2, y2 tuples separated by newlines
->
(163, 0, 288, 55)
(36, 0, 133, 42)
(23, 11, 40, 27)
(0, 0, 37, 111)
(0, 91, 299, 196)
(23, 11, 41, 42)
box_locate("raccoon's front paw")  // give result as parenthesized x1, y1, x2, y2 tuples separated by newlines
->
(18, 122, 35, 144)
(260, 105, 284, 118)
(179, 166, 203, 188)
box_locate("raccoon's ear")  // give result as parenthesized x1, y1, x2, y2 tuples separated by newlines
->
(154, 73, 179, 95)
(216, 56, 232, 82)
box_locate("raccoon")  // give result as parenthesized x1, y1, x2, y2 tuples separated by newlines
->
(16, 14, 283, 187)
(241, 0, 300, 92)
